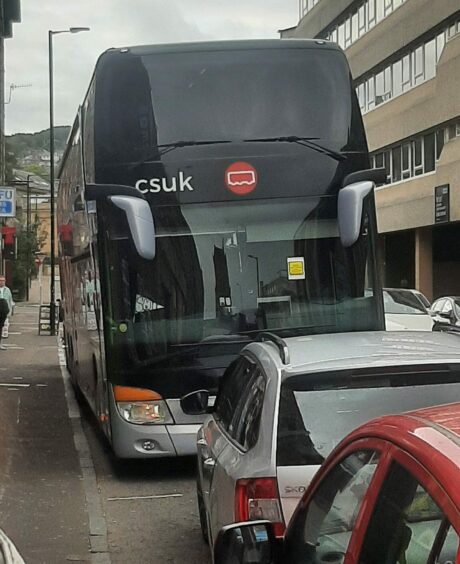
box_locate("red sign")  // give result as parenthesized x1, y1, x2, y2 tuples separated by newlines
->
(1, 226, 16, 245)
(225, 162, 258, 195)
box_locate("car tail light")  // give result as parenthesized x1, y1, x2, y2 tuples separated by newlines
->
(235, 478, 285, 537)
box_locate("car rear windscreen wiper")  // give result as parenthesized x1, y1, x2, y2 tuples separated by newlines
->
(244, 136, 347, 162)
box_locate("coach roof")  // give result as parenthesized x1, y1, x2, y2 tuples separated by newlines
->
(103, 38, 340, 58)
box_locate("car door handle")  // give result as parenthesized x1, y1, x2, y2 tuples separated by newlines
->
(203, 457, 216, 467)
(197, 438, 207, 447)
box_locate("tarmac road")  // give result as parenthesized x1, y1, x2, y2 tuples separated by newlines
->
(80, 402, 211, 564)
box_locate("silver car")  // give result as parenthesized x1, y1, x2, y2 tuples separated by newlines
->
(181, 330, 460, 548)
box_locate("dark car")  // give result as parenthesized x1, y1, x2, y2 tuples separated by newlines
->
(213, 401, 460, 564)
(431, 296, 460, 333)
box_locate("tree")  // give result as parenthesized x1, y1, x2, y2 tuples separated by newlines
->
(11, 217, 46, 300)
(5, 141, 18, 183)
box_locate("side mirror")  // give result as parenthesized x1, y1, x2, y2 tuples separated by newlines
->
(338, 168, 386, 248)
(437, 311, 453, 322)
(214, 521, 277, 564)
(180, 390, 210, 415)
(338, 180, 373, 248)
(85, 183, 156, 260)
(109, 196, 156, 260)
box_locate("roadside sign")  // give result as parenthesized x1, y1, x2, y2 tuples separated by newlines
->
(287, 257, 306, 280)
(435, 184, 449, 224)
(0, 187, 16, 217)
(38, 304, 59, 335)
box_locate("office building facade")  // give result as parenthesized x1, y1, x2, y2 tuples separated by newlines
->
(283, 0, 460, 300)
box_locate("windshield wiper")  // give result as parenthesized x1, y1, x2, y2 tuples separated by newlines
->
(129, 139, 232, 168)
(157, 139, 231, 157)
(244, 136, 347, 162)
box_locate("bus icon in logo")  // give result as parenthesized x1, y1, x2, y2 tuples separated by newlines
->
(225, 162, 258, 195)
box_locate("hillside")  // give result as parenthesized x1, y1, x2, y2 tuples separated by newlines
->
(6, 126, 71, 160)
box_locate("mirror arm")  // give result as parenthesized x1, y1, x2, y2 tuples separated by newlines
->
(85, 183, 144, 201)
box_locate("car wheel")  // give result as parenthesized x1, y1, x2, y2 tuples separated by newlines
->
(196, 481, 209, 545)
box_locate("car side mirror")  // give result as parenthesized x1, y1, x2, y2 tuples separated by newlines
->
(180, 390, 210, 415)
(438, 311, 453, 322)
(338, 168, 385, 248)
(85, 183, 155, 260)
(214, 521, 277, 564)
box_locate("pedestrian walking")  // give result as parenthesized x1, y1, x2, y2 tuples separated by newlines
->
(0, 275, 13, 350)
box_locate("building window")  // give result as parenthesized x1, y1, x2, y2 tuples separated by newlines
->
(367, 0, 376, 28)
(344, 16, 352, 47)
(436, 31, 446, 62)
(392, 60, 403, 97)
(384, 0, 393, 16)
(372, 125, 452, 185)
(375, 152, 385, 169)
(402, 54, 412, 91)
(413, 45, 425, 85)
(412, 138, 423, 175)
(402, 143, 411, 179)
(358, 4, 367, 35)
(367, 77, 375, 110)
(391, 146, 402, 182)
(436, 129, 445, 160)
(324, 0, 406, 49)
(338, 22, 345, 49)
(356, 19, 460, 115)
(423, 133, 435, 172)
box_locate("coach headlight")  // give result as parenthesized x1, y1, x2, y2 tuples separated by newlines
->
(113, 385, 173, 425)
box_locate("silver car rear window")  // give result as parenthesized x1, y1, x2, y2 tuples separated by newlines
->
(277, 365, 460, 466)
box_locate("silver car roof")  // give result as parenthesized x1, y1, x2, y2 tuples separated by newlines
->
(244, 331, 460, 376)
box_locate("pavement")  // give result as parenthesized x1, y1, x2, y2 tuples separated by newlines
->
(0, 304, 91, 563)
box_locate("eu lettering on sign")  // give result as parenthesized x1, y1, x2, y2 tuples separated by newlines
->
(0, 187, 16, 218)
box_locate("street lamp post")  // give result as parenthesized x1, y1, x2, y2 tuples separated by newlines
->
(48, 27, 89, 335)
(248, 254, 260, 298)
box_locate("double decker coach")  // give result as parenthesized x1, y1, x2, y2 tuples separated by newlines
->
(57, 40, 385, 458)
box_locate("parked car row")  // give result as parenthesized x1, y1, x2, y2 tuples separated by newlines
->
(181, 330, 460, 562)
(383, 288, 434, 331)
(382, 288, 460, 334)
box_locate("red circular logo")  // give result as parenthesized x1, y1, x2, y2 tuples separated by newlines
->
(225, 162, 258, 195)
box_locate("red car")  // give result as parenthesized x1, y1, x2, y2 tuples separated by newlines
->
(214, 401, 460, 564)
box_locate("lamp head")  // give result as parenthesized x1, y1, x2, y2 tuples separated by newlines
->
(69, 27, 90, 33)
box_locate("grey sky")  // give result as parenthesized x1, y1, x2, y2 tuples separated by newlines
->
(5, 0, 298, 134)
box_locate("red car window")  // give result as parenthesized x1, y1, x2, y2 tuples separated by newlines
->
(358, 461, 459, 564)
(286, 449, 380, 563)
